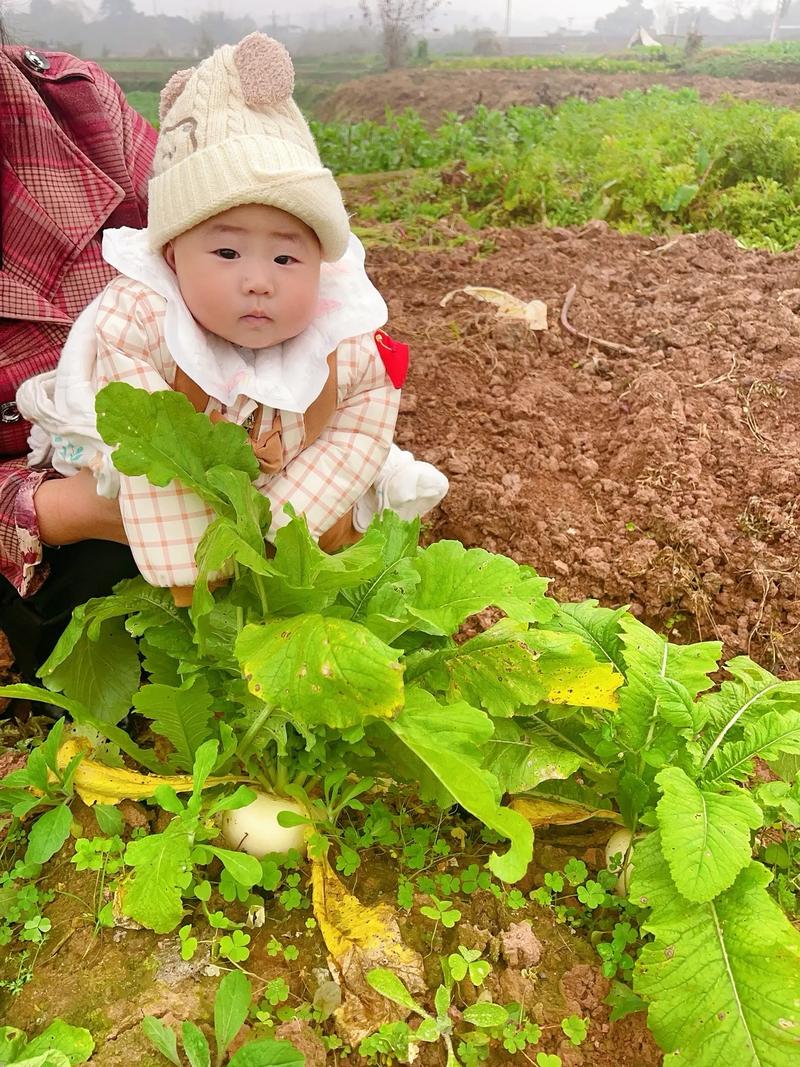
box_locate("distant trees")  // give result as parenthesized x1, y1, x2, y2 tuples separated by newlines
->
(359, 0, 443, 69)
(98, 0, 135, 19)
(595, 0, 656, 35)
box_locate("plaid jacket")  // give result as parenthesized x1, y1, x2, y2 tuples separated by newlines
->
(94, 276, 399, 588)
(0, 47, 156, 594)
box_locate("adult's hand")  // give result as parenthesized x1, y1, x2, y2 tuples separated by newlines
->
(34, 470, 128, 546)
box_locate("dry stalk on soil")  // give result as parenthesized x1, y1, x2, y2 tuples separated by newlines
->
(560, 284, 641, 356)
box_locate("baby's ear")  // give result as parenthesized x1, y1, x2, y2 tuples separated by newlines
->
(234, 32, 294, 108)
(162, 241, 176, 271)
(159, 67, 195, 122)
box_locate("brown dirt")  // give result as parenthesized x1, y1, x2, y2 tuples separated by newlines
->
(0, 804, 660, 1066)
(366, 222, 800, 674)
(318, 68, 800, 125)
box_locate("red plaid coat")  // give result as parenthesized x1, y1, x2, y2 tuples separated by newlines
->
(0, 47, 156, 595)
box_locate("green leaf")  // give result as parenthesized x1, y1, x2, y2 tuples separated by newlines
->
(25, 803, 72, 864)
(700, 657, 800, 768)
(206, 464, 271, 545)
(95, 382, 258, 508)
(656, 767, 762, 902)
(133, 678, 215, 772)
(141, 1017, 181, 1066)
(0, 1027, 27, 1063)
(706, 710, 800, 784)
(25, 1020, 94, 1065)
(190, 464, 274, 630)
(604, 981, 647, 1023)
(433, 620, 622, 716)
(227, 1041, 304, 1067)
(651, 677, 697, 729)
(191, 740, 218, 794)
(560, 1014, 588, 1046)
(39, 614, 140, 725)
(264, 510, 385, 615)
(545, 600, 628, 674)
(123, 822, 192, 932)
(214, 970, 252, 1061)
(11, 1053, 71, 1067)
(408, 541, 555, 635)
(191, 516, 271, 626)
(462, 1003, 509, 1028)
(344, 511, 422, 624)
(631, 833, 800, 1066)
(235, 614, 404, 728)
(205, 847, 262, 888)
(181, 1022, 210, 1067)
(0, 685, 175, 776)
(483, 719, 581, 793)
(378, 688, 533, 882)
(617, 615, 721, 753)
(365, 968, 425, 1014)
(415, 1018, 440, 1042)
(93, 804, 125, 836)
(437, 620, 549, 715)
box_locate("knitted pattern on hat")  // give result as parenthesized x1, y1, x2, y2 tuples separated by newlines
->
(148, 33, 350, 261)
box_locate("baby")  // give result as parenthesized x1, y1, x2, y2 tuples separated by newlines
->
(18, 33, 447, 600)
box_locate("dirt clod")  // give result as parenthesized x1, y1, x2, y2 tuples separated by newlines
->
(498, 921, 543, 968)
(275, 1019, 327, 1067)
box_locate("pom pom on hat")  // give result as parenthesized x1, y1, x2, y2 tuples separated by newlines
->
(234, 32, 294, 107)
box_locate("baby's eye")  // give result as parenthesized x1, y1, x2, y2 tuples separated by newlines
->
(274, 254, 297, 266)
(214, 248, 239, 260)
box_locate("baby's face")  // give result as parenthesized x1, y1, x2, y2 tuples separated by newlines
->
(165, 204, 322, 349)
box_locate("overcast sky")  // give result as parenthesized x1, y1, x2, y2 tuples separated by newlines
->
(135, 2, 770, 32)
(5, 0, 773, 33)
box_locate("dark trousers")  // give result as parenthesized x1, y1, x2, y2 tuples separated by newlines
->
(0, 541, 139, 679)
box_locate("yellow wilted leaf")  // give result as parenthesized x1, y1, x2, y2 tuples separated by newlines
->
(440, 286, 548, 331)
(527, 629, 623, 712)
(311, 856, 425, 1044)
(541, 661, 622, 712)
(55, 737, 239, 806)
(511, 795, 622, 828)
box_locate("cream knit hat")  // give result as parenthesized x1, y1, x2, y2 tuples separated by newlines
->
(148, 33, 350, 262)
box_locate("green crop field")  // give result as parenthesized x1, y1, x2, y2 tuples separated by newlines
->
(306, 88, 800, 251)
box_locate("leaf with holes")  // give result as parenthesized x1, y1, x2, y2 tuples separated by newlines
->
(235, 614, 404, 728)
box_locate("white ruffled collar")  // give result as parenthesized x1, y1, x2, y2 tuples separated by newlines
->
(101, 228, 387, 413)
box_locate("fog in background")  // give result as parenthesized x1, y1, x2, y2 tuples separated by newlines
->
(1, 0, 778, 35)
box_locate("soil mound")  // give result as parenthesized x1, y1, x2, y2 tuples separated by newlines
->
(318, 68, 800, 124)
(367, 223, 800, 673)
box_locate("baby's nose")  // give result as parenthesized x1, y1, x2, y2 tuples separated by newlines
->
(245, 269, 274, 295)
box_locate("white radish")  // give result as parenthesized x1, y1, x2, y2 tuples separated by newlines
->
(605, 828, 636, 896)
(221, 792, 307, 858)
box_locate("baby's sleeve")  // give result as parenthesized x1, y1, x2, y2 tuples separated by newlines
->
(95, 279, 216, 589)
(264, 332, 400, 538)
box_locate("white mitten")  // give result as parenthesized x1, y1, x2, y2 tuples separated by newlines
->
(354, 444, 449, 532)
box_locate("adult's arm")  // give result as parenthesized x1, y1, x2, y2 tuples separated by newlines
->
(34, 470, 126, 546)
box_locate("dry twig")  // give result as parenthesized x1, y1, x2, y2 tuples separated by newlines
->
(560, 285, 640, 356)
(694, 353, 738, 390)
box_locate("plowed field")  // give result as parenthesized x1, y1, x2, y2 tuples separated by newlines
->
(367, 222, 800, 673)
